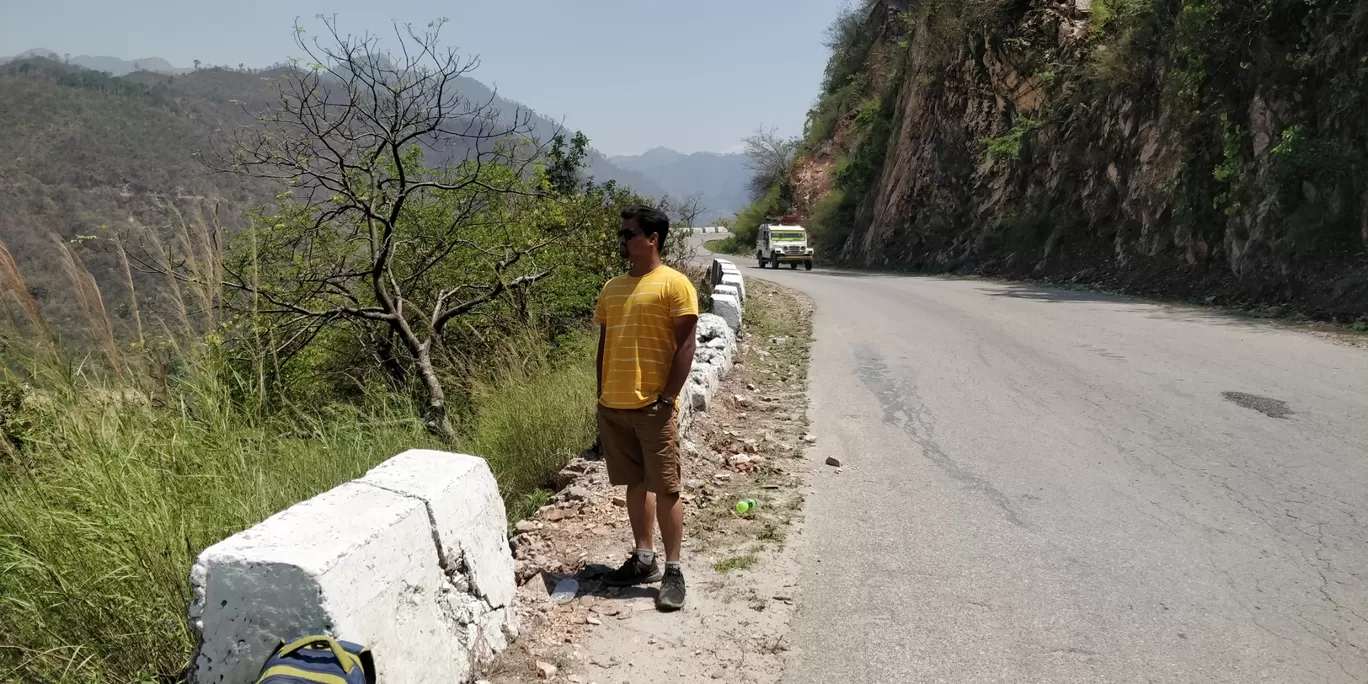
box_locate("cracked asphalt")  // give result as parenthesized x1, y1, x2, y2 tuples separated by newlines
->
(701, 244, 1368, 682)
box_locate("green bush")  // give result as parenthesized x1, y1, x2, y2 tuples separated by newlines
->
(704, 236, 749, 256)
(1267, 124, 1355, 202)
(806, 74, 870, 143)
(821, 2, 879, 96)
(1091, 0, 1152, 32)
(808, 188, 852, 252)
(983, 117, 1045, 161)
(733, 183, 785, 246)
(462, 332, 598, 510)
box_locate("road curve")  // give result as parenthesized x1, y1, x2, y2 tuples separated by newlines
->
(696, 237, 1368, 683)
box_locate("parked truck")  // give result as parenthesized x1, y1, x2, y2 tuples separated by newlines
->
(755, 216, 814, 270)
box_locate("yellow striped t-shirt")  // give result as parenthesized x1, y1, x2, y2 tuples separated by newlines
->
(594, 266, 699, 409)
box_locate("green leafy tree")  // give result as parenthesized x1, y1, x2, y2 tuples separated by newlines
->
(546, 131, 590, 196)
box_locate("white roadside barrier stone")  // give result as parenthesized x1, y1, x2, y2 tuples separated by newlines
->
(715, 259, 745, 301)
(189, 450, 515, 684)
(360, 450, 517, 650)
(710, 258, 737, 289)
(679, 313, 736, 428)
(712, 284, 739, 301)
(711, 293, 742, 336)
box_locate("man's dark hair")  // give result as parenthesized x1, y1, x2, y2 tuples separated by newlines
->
(622, 205, 670, 249)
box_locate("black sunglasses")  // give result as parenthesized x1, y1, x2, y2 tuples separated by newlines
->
(618, 228, 642, 240)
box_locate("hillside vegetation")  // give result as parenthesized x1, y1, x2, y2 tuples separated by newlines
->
(741, 0, 1368, 321)
(0, 22, 698, 684)
(0, 55, 663, 346)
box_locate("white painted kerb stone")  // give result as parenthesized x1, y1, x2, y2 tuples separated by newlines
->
(361, 450, 516, 613)
(189, 450, 516, 684)
(677, 313, 737, 431)
(711, 293, 742, 335)
(711, 258, 745, 300)
(712, 284, 739, 300)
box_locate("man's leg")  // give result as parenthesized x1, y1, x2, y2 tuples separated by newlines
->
(637, 403, 687, 610)
(626, 482, 657, 553)
(656, 491, 683, 562)
(598, 406, 663, 586)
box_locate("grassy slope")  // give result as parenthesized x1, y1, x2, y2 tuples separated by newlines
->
(0, 338, 597, 683)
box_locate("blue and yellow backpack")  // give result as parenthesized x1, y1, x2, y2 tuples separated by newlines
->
(255, 635, 376, 684)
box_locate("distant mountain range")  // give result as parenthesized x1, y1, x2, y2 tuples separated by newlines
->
(0, 48, 757, 217)
(610, 147, 751, 220)
(0, 48, 667, 197)
(1, 48, 193, 75)
(0, 49, 752, 216)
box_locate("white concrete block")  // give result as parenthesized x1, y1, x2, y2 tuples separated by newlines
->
(677, 383, 699, 431)
(712, 293, 742, 334)
(719, 273, 745, 301)
(360, 450, 517, 612)
(688, 363, 721, 406)
(190, 450, 519, 684)
(693, 346, 726, 371)
(697, 313, 735, 349)
(190, 482, 471, 684)
(710, 258, 732, 286)
(712, 284, 739, 300)
(676, 311, 739, 429)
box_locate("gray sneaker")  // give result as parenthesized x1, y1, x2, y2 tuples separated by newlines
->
(600, 553, 663, 587)
(656, 565, 686, 611)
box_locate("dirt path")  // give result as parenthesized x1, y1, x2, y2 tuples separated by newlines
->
(481, 279, 816, 684)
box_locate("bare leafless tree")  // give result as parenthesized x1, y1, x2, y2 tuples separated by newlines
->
(743, 126, 798, 201)
(152, 17, 574, 438)
(672, 193, 709, 230)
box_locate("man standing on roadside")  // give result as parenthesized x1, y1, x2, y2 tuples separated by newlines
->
(594, 205, 699, 611)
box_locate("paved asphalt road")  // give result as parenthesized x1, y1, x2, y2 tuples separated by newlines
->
(695, 238, 1368, 683)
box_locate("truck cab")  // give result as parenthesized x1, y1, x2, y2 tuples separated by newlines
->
(756, 217, 814, 270)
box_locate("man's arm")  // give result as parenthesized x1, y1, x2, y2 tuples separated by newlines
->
(661, 314, 699, 400)
(596, 324, 606, 399)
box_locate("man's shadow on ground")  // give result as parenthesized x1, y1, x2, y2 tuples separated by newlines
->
(538, 564, 658, 602)
(532, 439, 657, 602)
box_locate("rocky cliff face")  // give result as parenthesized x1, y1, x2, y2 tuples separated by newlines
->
(804, 0, 1368, 320)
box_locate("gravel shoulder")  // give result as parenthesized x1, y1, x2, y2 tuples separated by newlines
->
(482, 278, 816, 684)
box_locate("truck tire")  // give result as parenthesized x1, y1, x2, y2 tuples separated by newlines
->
(771, 256, 781, 269)
(789, 262, 797, 270)
(757, 252, 766, 268)
(805, 260, 813, 271)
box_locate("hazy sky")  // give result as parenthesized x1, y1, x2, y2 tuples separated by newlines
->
(0, 0, 846, 156)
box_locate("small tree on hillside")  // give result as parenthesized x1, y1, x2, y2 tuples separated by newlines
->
(672, 193, 708, 231)
(742, 126, 798, 201)
(197, 17, 575, 439)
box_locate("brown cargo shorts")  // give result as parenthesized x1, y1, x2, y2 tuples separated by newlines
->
(596, 402, 681, 494)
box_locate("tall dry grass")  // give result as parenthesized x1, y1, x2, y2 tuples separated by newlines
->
(54, 236, 124, 378)
(0, 240, 54, 349)
(0, 230, 598, 683)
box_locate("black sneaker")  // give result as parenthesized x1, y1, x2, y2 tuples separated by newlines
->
(600, 553, 663, 587)
(657, 565, 686, 611)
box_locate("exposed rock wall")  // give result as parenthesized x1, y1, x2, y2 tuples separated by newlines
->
(815, 0, 1368, 319)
